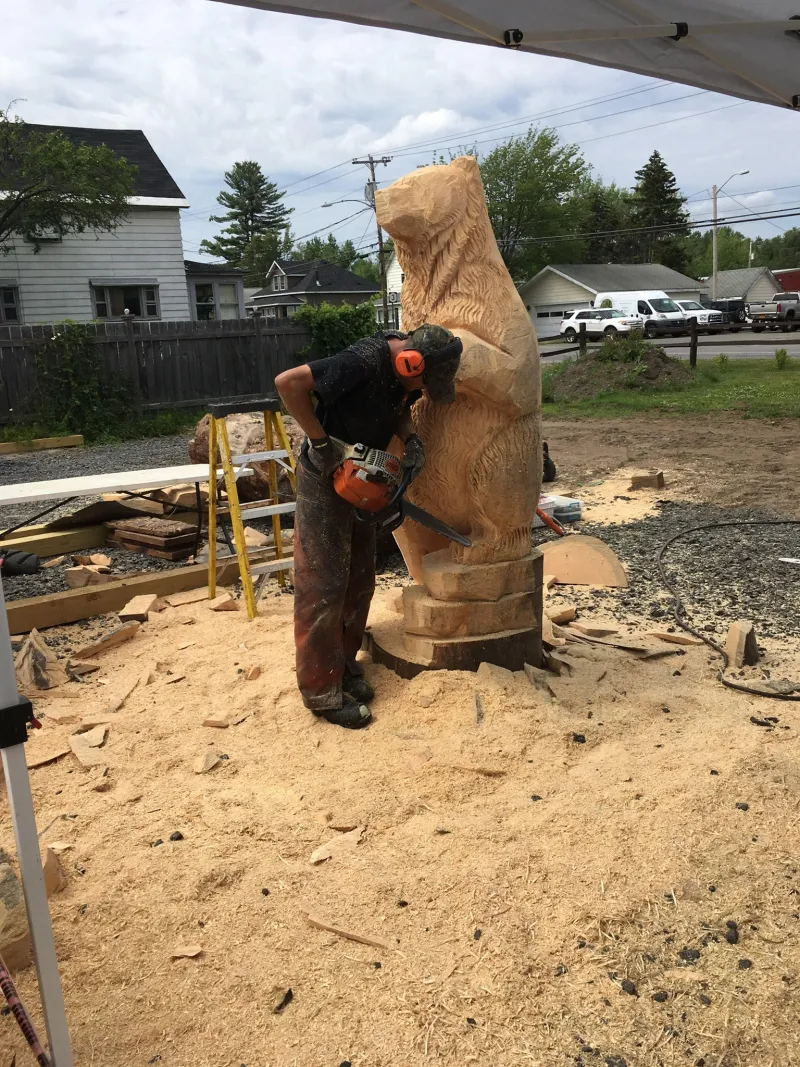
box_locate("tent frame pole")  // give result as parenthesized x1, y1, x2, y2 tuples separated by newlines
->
(0, 574, 73, 1067)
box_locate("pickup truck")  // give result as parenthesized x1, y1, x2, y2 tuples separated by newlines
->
(749, 292, 800, 331)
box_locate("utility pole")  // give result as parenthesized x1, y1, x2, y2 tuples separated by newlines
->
(711, 183, 719, 302)
(353, 155, 392, 327)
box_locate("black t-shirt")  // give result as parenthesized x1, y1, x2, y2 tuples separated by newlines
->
(305, 334, 416, 450)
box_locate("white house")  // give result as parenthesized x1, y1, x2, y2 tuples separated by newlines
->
(518, 263, 707, 339)
(1, 125, 193, 325)
(706, 267, 781, 303)
(380, 249, 404, 330)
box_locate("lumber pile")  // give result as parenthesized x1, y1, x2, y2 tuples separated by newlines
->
(101, 482, 208, 516)
(106, 517, 197, 561)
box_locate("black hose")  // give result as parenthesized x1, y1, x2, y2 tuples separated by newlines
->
(656, 519, 800, 701)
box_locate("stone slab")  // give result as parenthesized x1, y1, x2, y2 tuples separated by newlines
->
(368, 618, 542, 679)
(403, 586, 537, 638)
(421, 548, 543, 603)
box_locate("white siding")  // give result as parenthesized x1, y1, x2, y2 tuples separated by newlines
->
(746, 274, 780, 302)
(520, 271, 593, 309)
(385, 251, 404, 329)
(5, 207, 190, 324)
(670, 287, 705, 302)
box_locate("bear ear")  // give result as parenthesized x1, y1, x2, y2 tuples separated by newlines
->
(450, 155, 480, 176)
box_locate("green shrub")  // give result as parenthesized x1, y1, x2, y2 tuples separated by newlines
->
(599, 298, 613, 308)
(775, 347, 791, 370)
(292, 301, 378, 357)
(596, 330, 651, 364)
(712, 353, 730, 371)
(31, 321, 132, 439)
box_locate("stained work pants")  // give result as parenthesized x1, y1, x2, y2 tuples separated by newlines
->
(293, 460, 377, 710)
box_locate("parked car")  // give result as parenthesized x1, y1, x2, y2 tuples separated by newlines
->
(592, 290, 688, 337)
(559, 307, 642, 342)
(698, 296, 746, 332)
(749, 292, 800, 332)
(675, 299, 725, 334)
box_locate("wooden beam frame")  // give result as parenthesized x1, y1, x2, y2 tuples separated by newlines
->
(0, 435, 84, 455)
(0, 523, 108, 556)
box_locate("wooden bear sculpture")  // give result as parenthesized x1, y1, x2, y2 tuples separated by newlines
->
(375, 156, 540, 581)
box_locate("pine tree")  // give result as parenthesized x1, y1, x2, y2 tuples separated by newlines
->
(200, 161, 292, 266)
(629, 150, 689, 267)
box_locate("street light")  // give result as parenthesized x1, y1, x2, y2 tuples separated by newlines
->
(712, 169, 750, 301)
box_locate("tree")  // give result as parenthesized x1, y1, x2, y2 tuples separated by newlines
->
(240, 229, 294, 288)
(0, 110, 137, 252)
(574, 179, 639, 264)
(682, 226, 751, 278)
(350, 254, 381, 285)
(200, 161, 292, 266)
(479, 127, 589, 281)
(294, 233, 358, 269)
(629, 150, 689, 268)
(752, 228, 800, 270)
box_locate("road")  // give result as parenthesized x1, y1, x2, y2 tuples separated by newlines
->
(540, 335, 800, 364)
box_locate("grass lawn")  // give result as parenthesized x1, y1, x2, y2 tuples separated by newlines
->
(0, 408, 204, 445)
(542, 358, 800, 419)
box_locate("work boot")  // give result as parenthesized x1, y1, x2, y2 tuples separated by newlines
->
(313, 700, 372, 730)
(343, 668, 375, 704)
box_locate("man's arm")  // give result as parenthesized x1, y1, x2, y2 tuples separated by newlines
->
(275, 365, 326, 442)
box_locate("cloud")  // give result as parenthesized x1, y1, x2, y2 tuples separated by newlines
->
(3, 0, 799, 259)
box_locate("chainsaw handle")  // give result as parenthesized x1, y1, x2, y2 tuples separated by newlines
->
(352, 465, 414, 525)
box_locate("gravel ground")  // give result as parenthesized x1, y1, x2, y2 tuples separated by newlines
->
(534, 500, 800, 641)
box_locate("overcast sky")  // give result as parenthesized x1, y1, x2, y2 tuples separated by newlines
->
(4, 0, 800, 265)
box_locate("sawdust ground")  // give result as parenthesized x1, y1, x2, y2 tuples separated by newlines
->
(3, 414, 800, 1066)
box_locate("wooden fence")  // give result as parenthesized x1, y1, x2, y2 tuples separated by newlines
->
(0, 318, 312, 421)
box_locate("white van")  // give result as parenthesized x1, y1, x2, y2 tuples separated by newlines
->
(593, 290, 688, 337)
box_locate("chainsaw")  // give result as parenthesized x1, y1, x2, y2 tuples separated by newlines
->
(332, 440, 472, 547)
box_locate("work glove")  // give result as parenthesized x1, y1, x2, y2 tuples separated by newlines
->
(402, 433, 425, 483)
(307, 435, 345, 477)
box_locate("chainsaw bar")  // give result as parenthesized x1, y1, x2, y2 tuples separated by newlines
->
(403, 501, 472, 548)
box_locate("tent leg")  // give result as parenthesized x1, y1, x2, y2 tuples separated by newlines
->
(0, 575, 73, 1067)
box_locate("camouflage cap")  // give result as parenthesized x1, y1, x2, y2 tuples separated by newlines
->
(405, 323, 462, 404)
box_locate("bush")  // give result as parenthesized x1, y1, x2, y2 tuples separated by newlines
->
(292, 301, 378, 357)
(595, 329, 651, 364)
(775, 347, 791, 370)
(712, 353, 730, 371)
(31, 321, 132, 439)
(599, 298, 613, 308)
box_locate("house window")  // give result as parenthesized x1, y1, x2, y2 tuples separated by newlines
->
(93, 284, 159, 319)
(194, 283, 216, 321)
(217, 282, 239, 320)
(0, 287, 20, 324)
(272, 275, 287, 292)
(265, 306, 277, 318)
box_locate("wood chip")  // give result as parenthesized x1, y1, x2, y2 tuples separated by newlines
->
(26, 742, 71, 769)
(543, 574, 557, 592)
(546, 604, 576, 625)
(440, 763, 506, 777)
(243, 526, 269, 547)
(244, 665, 261, 681)
(72, 622, 140, 660)
(209, 593, 239, 612)
(42, 555, 65, 569)
(65, 565, 113, 588)
(309, 826, 364, 865)
(42, 848, 67, 896)
(90, 553, 112, 568)
(165, 588, 210, 607)
(472, 690, 485, 724)
(629, 470, 665, 491)
(543, 651, 573, 676)
(303, 910, 392, 951)
(203, 712, 230, 729)
(177, 642, 196, 651)
(165, 674, 186, 685)
(170, 945, 203, 959)
(119, 594, 161, 623)
(69, 734, 109, 768)
(542, 614, 567, 649)
(106, 676, 141, 714)
(75, 724, 108, 748)
(42, 703, 79, 725)
(569, 621, 619, 638)
(15, 629, 68, 691)
(648, 630, 705, 646)
(726, 620, 759, 668)
(194, 751, 221, 774)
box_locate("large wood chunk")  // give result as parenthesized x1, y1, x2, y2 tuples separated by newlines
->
(421, 549, 543, 603)
(726, 620, 759, 668)
(403, 586, 536, 638)
(368, 617, 542, 678)
(540, 536, 627, 588)
(119, 594, 160, 623)
(15, 629, 68, 690)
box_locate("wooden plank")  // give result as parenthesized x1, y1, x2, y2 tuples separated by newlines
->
(0, 464, 222, 507)
(0, 524, 108, 556)
(0, 435, 83, 455)
(4, 554, 263, 632)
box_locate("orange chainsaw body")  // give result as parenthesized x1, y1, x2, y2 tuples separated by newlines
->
(333, 444, 403, 513)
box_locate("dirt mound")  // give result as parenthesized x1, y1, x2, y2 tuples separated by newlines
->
(548, 347, 693, 402)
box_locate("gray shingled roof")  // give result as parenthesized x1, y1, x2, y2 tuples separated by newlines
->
(184, 259, 244, 275)
(538, 263, 704, 293)
(23, 124, 185, 200)
(711, 267, 779, 299)
(253, 259, 379, 298)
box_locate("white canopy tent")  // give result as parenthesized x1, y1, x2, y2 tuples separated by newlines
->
(210, 0, 800, 110)
(3, 4, 799, 1067)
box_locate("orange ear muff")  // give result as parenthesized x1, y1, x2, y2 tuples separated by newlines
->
(395, 349, 426, 378)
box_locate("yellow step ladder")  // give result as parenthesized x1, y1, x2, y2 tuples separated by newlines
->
(207, 397, 296, 619)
